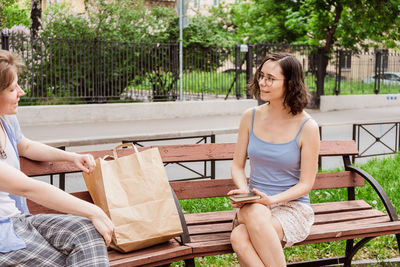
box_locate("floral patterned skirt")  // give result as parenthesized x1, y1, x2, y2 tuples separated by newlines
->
(269, 201, 314, 247)
(232, 201, 314, 248)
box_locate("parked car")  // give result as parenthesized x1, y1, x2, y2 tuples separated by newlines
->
(362, 72, 400, 84)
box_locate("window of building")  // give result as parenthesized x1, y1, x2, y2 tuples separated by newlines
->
(374, 49, 389, 71)
(340, 52, 351, 70)
(194, 0, 200, 9)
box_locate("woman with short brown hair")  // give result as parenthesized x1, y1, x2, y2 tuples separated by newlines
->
(229, 53, 320, 266)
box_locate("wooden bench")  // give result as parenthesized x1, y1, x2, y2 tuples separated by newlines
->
(21, 141, 400, 266)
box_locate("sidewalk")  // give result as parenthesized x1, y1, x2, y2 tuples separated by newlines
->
(20, 103, 400, 147)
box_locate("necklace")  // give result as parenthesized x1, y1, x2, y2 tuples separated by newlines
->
(0, 122, 6, 160)
(0, 143, 6, 159)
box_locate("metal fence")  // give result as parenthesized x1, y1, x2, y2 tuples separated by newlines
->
(1, 31, 399, 105)
(1, 33, 251, 104)
(324, 49, 400, 95)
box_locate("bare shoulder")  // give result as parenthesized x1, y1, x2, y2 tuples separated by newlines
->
(239, 107, 254, 125)
(303, 117, 319, 132)
(300, 114, 320, 144)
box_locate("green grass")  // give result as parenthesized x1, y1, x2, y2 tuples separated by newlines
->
(171, 153, 400, 266)
(130, 71, 248, 97)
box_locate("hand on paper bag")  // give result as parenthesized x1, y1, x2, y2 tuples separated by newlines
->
(73, 153, 96, 174)
(89, 206, 115, 247)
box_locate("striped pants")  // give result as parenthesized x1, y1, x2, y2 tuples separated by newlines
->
(0, 214, 109, 266)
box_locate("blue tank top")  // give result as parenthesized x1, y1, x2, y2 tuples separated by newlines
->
(247, 108, 310, 204)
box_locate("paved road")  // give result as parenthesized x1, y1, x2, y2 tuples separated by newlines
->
(21, 105, 400, 193)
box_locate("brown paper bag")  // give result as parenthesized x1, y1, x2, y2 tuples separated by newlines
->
(83, 143, 183, 252)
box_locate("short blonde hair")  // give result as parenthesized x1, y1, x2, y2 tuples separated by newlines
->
(0, 50, 25, 93)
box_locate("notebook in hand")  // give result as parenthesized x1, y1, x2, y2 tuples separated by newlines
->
(229, 192, 261, 202)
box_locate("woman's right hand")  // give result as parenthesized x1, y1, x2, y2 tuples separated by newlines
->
(89, 205, 115, 246)
(227, 188, 250, 209)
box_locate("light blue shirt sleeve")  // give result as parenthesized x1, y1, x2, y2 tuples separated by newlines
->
(6, 115, 23, 144)
(0, 218, 26, 252)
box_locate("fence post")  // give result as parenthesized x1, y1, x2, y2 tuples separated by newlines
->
(235, 44, 241, 99)
(335, 50, 343, 95)
(313, 47, 326, 108)
(374, 50, 382, 94)
(245, 44, 253, 99)
(1, 32, 10, 50)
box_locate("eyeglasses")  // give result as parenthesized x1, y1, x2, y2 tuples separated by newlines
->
(257, 73, 285, 87)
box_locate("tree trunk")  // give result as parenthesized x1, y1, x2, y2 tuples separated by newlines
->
(30, 0, 41, 40)
(312, 2, 343, 108)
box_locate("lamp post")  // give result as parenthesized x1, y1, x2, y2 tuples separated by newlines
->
(179, 0, 184, 101)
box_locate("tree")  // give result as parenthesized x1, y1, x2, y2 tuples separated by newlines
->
(208, 0, 305, 44)
(0, 0, 30, 28)
(286, 0, 400, 101)
(211, 0, 400, 104)
(30, 0, 41, 39)
(0, 0, 16, 28)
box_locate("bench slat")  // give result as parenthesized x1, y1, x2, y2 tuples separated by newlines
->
(188, 222, 232, 235)
(108, 239, 191, 267)
(27, 191, 93, 215)
(184, 211, 387, 237)
(183, 200, 373, 226)
(172, 172, 364, 200)
(311, 200, 371, 214)
(188, 232, 231, 243)
(319, 140, 358, 156)
(313, 172, 364, 190)
(309, 216, 391, 234)
(184, 210, 235, 225)
(20, 141, 358, 177)
(186, 239, 232, 254)
(314, 209, 385, 225)
(306, 221, 400, 242)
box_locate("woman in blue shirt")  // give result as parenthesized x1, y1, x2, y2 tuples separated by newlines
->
(0, 49, 114, 266)
(228, 53, 320, 266)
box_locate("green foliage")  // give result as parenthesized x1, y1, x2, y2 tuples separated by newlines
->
(183, 15, 236, 47)
(41, 0, 177, 42)
(0, 0, 16, 27)
(208, 0, 306, 44)
(0, 0, 30, 28)
(35, 1, 180, 102)
(41, 3, 94, 40)
(33, 0, 239, 102)
(286, 0, 400, 52)
(1, 2, 30, 28)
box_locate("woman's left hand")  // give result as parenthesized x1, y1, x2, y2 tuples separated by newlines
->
(251, 188, 275, 206)
(72, 153, 96, 174)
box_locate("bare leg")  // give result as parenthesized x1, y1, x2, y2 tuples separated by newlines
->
(237, 203, 286, 267)
(231, 224, 264, 267)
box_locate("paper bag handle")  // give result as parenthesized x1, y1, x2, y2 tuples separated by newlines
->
(102, 155, 115, 161)
(113, 143, 139, 159)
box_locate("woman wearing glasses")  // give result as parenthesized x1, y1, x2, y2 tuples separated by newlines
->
(228, 53, 320, 266)
(0, 49, 113, 266)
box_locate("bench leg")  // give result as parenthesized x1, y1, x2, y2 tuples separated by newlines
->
(397, 234, 400, 255)
(184, 258, 195, 267)
(344, 237, 374, 267)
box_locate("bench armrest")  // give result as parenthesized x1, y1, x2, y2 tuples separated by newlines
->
(345, 165, 398, 221)
(171, 188, 191, 244)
